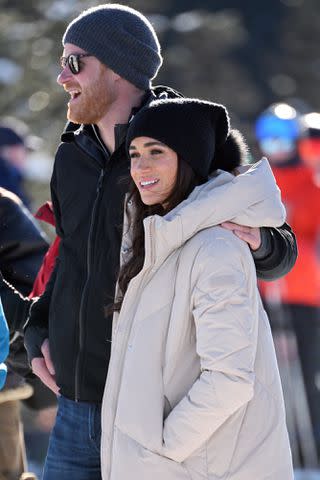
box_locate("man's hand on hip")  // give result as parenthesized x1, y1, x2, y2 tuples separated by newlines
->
(31, 338, 60, 395)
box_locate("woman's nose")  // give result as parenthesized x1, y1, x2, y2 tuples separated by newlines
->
(136, 156, 151, 171)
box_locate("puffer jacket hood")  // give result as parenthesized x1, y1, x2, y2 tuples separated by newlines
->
(122, 159, 286, 269)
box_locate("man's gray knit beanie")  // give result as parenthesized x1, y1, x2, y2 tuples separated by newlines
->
(62, 3, 163, 90)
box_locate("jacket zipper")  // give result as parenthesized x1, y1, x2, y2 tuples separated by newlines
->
(75, 126, 110, 401)
(75, 168, 105, 400)
(102, 216, 155, 476)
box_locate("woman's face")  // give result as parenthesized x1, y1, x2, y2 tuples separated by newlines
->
(129, 136, 178, 206)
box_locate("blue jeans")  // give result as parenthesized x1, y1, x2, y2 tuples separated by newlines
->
(43, 395, 102, 480)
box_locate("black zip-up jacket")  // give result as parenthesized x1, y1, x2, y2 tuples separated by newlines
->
(24, 87, 297, 403)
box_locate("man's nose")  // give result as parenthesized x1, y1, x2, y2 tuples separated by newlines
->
(57, 66, 73, 85)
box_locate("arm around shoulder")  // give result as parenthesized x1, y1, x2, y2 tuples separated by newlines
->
(253, 223, 297, 281)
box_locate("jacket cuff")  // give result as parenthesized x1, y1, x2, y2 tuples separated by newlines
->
(23, 325, 48, 364)
(251, 227, 272, 260)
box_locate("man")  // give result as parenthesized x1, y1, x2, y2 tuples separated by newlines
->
(24, 4, 297, 479)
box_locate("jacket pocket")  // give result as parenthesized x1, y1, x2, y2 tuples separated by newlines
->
(183, 444, 208, 480)
(112, 425, 192, 480)
(141, 446, 193, 480)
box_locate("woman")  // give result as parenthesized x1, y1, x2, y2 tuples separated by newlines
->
(101, 98, 293, 479)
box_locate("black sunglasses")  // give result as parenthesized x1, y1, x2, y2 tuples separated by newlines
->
(60, 53, 93, 75)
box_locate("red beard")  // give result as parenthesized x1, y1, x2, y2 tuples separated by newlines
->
(67, 70, 114, 125)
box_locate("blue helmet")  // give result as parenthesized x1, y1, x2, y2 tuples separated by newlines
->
(255, 103, 300, 141)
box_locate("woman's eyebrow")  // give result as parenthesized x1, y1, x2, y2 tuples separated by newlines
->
(129, 141, 165, 150)
(143, 141, 165, 147)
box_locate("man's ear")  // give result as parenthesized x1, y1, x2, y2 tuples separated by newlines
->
(113, 72, 122, 82)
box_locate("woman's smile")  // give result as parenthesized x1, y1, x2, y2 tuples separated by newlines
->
(139, 178, 160, 188)
(130, 137, 178, 206)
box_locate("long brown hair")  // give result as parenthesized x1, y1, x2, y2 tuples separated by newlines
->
(113, 157, 202, 312)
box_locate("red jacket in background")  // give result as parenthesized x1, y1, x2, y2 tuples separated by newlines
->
(259, 165, 320, 306)
(30, 202, 60, 298)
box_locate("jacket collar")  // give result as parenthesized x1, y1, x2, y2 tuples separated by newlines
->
(60, 85, 183, 146)
(59, 86, 185, 168)
(140, 159, 286, 268)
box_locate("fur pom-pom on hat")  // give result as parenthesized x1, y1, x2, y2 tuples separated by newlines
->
(214, 129, 248, 172)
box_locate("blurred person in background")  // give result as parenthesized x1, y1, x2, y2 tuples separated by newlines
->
(0, 298, 9, 390)
(0, 125, 32, 208)
(0, 187, 57, 480)
(256, 102, 320, 466)
(23, 4, 297, 479)
(298, 112, 320, 184)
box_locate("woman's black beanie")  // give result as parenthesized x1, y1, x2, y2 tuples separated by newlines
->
(126, 98, 230, 179)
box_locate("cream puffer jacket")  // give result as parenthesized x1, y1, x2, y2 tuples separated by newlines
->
(101, 159, 293, 480)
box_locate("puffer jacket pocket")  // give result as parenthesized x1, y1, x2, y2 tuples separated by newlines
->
(141, 446, 193, 480)
(111, 425, 192, 480)
(183, 444, 208, 480)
